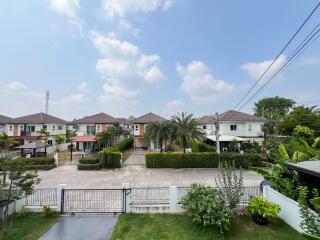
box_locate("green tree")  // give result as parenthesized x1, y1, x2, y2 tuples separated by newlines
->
(293, 125, 315, 144)
(38, 128, 49, 143)
(54, 134, 65, 152)
(0, 160, 40, 236)
(172, 112, 204, 153)
(254, 96, 295, 134)
(279, 106, 320, 136)
(144, 121, 172, 152)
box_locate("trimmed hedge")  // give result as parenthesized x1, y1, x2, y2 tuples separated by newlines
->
(77, 163, 101, 170)
(79, 157, 99, 164)
(0, 157, 56, 170)
(191, 142, 215, 152)
(145, 152, 264, 169)
(99, 150, 122, 168)
(110, 152, 121, 168)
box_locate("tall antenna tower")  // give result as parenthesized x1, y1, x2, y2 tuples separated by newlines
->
(45, 90, 49, 114)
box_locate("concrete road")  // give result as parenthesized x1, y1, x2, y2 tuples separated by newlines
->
(36, 165, 264, 188)
(123, 150, 146, 166)
(40, 214, 118, 240)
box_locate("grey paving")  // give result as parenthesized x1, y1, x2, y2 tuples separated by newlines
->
(40, 214, 118, 240)
(123, 150, 146, 166)
(37, 165, 264, 188)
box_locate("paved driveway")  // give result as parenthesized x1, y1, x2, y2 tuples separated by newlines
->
(123, 150, 146, 166)
(37, 165, 263, 188)
(40, 215, 118, 240)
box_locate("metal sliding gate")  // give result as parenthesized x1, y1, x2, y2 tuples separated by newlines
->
(61, 189, 128, 214)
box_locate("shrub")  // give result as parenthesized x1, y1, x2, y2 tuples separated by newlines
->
(77, 164, 101, 170)
(14, 157, 55, 165)
(22, 164, 56, 170)
(215, 161, 244, 210)
(191, 141, 215, 152)
(116, 137, 133, 152)
(16, 206, 27, 218)
(42, 205, 52, 217)
(180, 183, 232, 234)
(146, 152, 263, 169)
(79, 157, 99, 164)
(248, 196, 281, 225)
(99, 149, 122, 168)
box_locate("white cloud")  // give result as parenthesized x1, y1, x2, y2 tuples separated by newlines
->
(102, 0, 173, 19)
(77, 81, 89, 92)
(300, 56, 320, 66)
(119, 19, 140, 37)
(164, 100, 184, 115)
(242, 55, 286, 80)
(2, 81, 44, 98)
(52, 93, 89, 107)
(177, 61, 234, 104)
(91, 31, 165, 87)
(50, 0, 84, 36)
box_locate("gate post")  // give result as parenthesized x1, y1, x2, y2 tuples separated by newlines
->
(57, 184, 66, 213)
(169, 186, 178, 213)
(122, 183, 131, 213)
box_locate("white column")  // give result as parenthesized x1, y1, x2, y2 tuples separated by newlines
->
(54, 153, 59, 166)
(57, 184, 66, 212)
(169, 186, 178, 213)
(122, 183, 131, 213)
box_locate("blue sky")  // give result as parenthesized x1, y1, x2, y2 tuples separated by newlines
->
(0, 0, 320, 120)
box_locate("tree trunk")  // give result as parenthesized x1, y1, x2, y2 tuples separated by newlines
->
(160, 138, 163, 153)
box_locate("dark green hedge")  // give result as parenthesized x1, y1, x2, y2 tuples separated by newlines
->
(116, 137, 133, 152)
(14, 157, 55, 165)
(77, 163, 101, 170)
(191, 142, 215, 152)
(22, 164, 56, 170)
(99, 150, 122, 168)
(0, 157, 56, 170)
(79, 157, 99, 164)
(145, 152, 264, 169)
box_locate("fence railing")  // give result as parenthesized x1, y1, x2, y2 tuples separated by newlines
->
(25, 188, 58, 206)
(23, 186, 262, 213)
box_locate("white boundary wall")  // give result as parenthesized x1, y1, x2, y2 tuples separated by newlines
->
(263, 185, 303, 232)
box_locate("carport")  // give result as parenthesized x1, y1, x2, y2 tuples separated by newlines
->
(15, 141, 50, 157)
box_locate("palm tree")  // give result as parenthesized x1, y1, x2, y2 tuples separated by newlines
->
(172, 112, 204, 153)
(144, 121, 173, 152)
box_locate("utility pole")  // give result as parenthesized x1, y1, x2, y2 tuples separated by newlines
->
(214, 112, 220, 154)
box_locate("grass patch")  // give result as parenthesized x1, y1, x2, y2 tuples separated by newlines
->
(112, 214, 305, 240)
(0, 213, 59, 240)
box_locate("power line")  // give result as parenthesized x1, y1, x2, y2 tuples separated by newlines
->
(234, 1, 320, 110)
(237, 25, 320, 111)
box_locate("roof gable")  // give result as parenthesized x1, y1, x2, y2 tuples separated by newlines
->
(12, 113, 67, 124)
(218, 110, 266, 122)
(76, 112, 116, 124)
(0, 115, 13, 124)
(134, 112, 166, 124)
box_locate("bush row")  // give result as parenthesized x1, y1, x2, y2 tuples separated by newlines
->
(99, 150, 121, 168)
(77, 152, 122, 170)
(77, 163, 101, 170)
(191, 141, 215, 152)
(145, 152, 264, 169)
(0, 157, 56, 171)
(116, 137, 133, 152)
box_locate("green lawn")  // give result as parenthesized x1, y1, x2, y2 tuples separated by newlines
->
(112, 214, 306, 240)
(0, 213, 59, 240)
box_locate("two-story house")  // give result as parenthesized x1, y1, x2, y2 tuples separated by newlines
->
(72, 112, 117, 152)
(133, 112, 166, 151)
(0, 115, 13, 135)
(6, 112, 67, 145)
(198, 110, 266, 150)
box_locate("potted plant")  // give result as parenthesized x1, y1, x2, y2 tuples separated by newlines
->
(248, 196, 281, 225)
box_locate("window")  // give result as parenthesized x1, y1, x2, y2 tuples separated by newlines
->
(97, 125, 100, 132)
(58, 125, 63, 131)
(53, 125, 55, 131)
(9, 125, 12, 131)
(48, 140, 53, 145)
(43, 125, 47, 130)
(86, 125, 95, 135)
(203, 125, 207, 130)
(135, 124, 139, 131)
(153, 140, 161, 150)
(248, 124, 252, 131)
(230, 125, 237, 131)
(26, 125, 35, 133)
